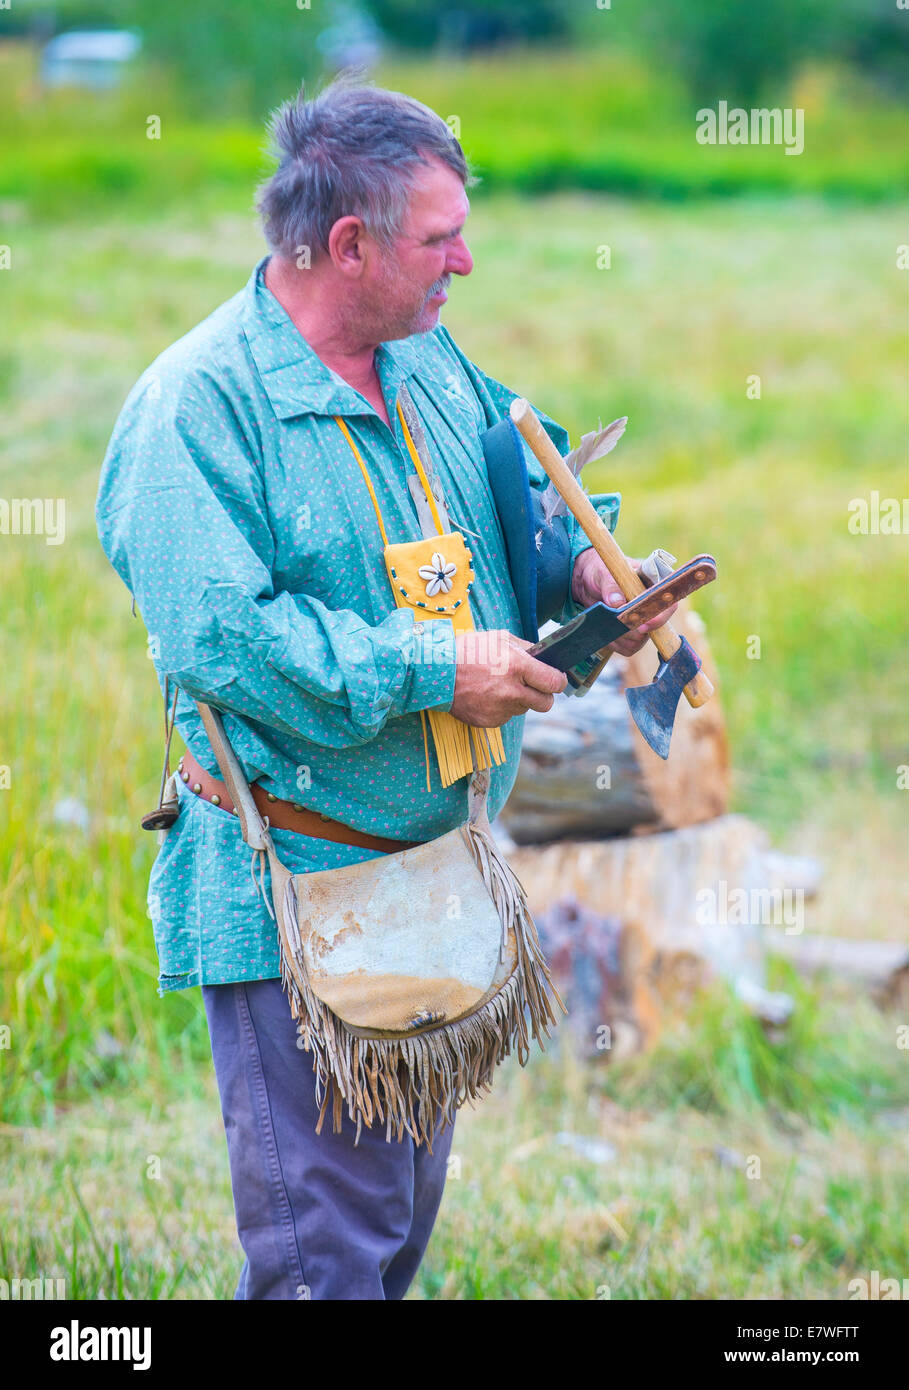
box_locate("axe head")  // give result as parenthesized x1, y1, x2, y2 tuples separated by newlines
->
(625, 635, 702, 760)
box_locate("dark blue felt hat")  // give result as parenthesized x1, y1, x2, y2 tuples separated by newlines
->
(482, 417, 572, 644)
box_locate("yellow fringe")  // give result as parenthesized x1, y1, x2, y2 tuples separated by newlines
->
(419, 710, 433, 793)
(426, 709, 506, 789)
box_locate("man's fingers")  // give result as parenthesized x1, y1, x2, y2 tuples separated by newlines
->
(451, 629, 568, 725)
(636, 602, 678, 632)
(607, 600, 681, 656)
(608, 634, 643, 656)
(518, 686, 557, 715)
(515, 649, 568, 696)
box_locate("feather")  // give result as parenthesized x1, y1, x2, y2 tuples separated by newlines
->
(540, 416, 628, 524)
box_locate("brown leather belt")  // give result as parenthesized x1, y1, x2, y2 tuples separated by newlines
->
(176, 748, 420, 854)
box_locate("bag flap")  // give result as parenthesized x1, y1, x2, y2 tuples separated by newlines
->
(278, 827, 516, 1032)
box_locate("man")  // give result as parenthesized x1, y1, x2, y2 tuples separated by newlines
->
(96, 77, 675, 1301)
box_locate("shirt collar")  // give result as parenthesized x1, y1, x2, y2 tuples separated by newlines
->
(242, 253, 422, 422)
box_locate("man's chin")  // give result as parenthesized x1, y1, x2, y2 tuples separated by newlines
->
(381, 300, 443, 342)
(411, 301, 443, 335)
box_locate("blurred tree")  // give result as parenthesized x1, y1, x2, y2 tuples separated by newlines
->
(13, 0, 908, 118)
(626, 0, 869, 105)
(368, 0, 569, 51)
(12, 0, 573, 117)
(845, 5, 909, 96)
(124, 0, 323, 119)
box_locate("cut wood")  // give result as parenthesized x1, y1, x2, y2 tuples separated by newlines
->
(500, 603, 730, 843)
(510, 814, 812, 1055)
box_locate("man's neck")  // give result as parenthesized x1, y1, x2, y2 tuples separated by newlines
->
(264, 255, 379, 395)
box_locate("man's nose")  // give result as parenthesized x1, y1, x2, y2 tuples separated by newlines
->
(446, 235, 473, 277)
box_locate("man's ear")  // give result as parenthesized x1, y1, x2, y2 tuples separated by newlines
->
(327, 215, 367, 278)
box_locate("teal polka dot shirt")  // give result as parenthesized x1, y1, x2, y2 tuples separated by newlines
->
(95, 255, 620, 994)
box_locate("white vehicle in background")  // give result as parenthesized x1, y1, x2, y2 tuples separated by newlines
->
(41, 29, 141, 91)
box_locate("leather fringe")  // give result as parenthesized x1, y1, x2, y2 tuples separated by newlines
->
(426, 707, 507, 789)
(275, 820, 565, 1151)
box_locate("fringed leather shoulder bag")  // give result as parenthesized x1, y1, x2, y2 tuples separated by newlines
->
(195, 699, 563, 1150)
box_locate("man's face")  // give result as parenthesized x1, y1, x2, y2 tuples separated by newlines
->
(365, 155, 473, 340)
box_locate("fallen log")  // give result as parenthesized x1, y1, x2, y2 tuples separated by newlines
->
(501, 604, 730, 843)
(763, 930, 909, 1009)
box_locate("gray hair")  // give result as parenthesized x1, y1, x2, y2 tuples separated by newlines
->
(255, 76, 475, 262)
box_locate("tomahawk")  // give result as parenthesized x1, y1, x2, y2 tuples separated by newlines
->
(509, 398, 717, 760)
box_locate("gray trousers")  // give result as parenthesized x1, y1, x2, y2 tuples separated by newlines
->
(202, 978, 454, 1300)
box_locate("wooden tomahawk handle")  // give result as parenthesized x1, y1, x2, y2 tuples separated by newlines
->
(509, 398, 714, 709)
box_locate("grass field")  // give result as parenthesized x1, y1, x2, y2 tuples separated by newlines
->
(2, 182, 908, 1295)
(2, 984, 906, 1301)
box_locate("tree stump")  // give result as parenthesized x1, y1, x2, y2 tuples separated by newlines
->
(511, 815, 813, 1056)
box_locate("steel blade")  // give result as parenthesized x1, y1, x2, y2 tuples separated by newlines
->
(624, 636, 702, 760)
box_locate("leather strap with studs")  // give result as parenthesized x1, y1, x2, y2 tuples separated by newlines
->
(176, 747, 420, 855)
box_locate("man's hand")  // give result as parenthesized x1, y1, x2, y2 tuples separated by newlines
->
(571, 548, 679, 658)
(449, 630, 568, 727)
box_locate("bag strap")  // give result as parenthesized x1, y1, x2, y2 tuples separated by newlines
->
(194, 701, 272, 852)
(466, 768, 492, 830)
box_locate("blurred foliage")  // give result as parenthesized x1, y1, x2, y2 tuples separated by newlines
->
(128, 0, 320, 120)
(6, 0, 909, 123)
(380, 52, 909, 200)
(2, 43, 908, 214)
(6, 0, 572, 122)
(846, 5, 909, 96)
(623, 0, 871, 104)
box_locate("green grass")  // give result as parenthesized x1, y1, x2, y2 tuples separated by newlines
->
(594, 961, 904, 1130)
(382, 52, 909, 201)
(417, 986, 907, 1301)
(1, 978, 904, 1299)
